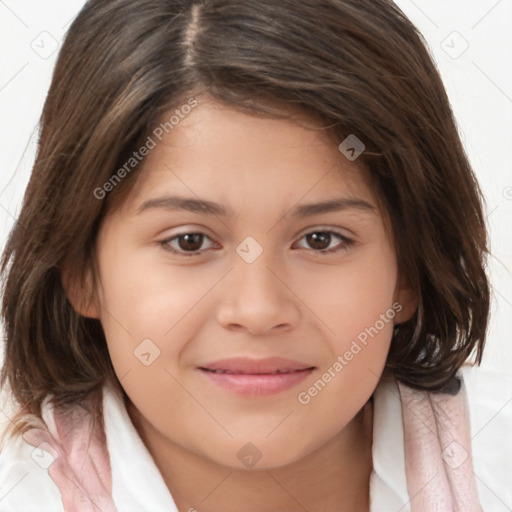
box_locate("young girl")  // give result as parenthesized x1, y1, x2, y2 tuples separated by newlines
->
(0, 0, 506, 510)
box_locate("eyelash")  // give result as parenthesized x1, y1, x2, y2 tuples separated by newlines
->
(158, 229, 355, 257)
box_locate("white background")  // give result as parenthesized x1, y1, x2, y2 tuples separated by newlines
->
(1, 0, 511, 374)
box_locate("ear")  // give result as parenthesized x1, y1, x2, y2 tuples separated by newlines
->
(393, 272, 418, 324)
(61, 262, 101, 319)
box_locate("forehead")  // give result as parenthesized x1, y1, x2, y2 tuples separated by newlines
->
(117, 97, 380, 219)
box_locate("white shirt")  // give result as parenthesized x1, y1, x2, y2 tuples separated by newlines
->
(0, 365, 510, 511)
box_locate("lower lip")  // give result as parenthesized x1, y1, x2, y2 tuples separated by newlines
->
(199, 368, 314, 396)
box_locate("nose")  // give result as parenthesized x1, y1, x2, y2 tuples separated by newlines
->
(216, 253, 301, 335)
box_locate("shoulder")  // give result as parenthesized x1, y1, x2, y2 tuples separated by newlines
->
(370, 367, 512, 511)
(461, 365, 512, 508)
(0, 427, 64, 511)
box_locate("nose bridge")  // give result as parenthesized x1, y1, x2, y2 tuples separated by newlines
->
(233, 239, 284, 303)
(216, 238, 300, 333)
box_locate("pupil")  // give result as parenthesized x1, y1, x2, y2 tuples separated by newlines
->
(307, 232, 330, 250)
(179, 233, 203, 251)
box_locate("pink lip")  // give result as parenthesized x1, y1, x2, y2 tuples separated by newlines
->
(198, 357, 315, 396)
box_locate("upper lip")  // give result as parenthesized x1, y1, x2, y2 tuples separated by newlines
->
(199, 357, 315, 374)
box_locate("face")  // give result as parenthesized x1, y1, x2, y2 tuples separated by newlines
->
(74, 96, 414, 469)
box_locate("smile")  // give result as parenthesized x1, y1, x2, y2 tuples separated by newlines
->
(198, 367, 314, 396)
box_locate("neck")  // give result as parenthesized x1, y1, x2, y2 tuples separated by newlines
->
(126, 397, 374, 512)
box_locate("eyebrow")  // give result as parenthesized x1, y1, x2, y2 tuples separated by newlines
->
(135, 195, 375, 217)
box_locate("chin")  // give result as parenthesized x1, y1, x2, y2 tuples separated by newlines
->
(203, 441, 306, 471)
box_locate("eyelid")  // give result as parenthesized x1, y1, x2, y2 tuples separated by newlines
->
(294, 224, 355, 240)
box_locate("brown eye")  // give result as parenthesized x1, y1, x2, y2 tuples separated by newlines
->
(294, 230, 354, 255)
(176, 233, 204, 251)
(160, 232, 216, 256)
(305, 232, 332, 250)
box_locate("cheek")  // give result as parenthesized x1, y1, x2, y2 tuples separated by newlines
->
(292, 246, 397, 418)
(293, 297, 395, 456)
(96, 256, 210, 430)
(304, 244, 398, 343)
(95, 251, 215, 383)
(98, 248, 213, 331)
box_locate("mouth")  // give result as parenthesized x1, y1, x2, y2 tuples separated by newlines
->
(197, 357, 315, 396)
(199, 368, 313, 375)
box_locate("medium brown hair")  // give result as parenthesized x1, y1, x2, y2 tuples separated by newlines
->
(1, 0, 489, 442)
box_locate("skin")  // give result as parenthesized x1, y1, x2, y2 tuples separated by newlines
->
(67, 95, 416, 512)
